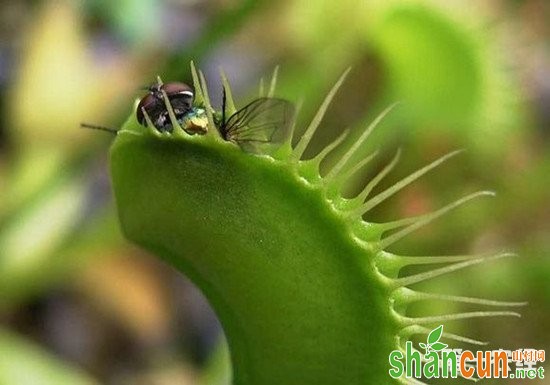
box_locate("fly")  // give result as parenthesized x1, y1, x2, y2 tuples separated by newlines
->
(81, 81, 294, 153)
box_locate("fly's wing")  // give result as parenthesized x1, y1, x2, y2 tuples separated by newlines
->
(222, 98, 294, 152)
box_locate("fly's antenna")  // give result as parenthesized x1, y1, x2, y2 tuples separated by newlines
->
(80, 123, 118, 135)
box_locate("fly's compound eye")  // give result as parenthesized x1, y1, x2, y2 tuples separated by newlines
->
(162, 82, 194, 116)
(136, 82, 195, 133)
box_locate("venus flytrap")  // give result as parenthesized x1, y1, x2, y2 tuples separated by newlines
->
(109, 63, 524, 385)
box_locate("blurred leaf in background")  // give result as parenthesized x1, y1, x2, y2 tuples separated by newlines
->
(0, 328, 100, 385)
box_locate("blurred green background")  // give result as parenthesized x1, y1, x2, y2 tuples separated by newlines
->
(0, 0, 548, 384)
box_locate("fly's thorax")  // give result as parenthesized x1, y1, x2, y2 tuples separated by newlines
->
(181, 107, 209, 135)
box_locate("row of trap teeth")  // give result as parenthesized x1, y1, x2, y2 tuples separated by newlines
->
(269, 66, 526, 383)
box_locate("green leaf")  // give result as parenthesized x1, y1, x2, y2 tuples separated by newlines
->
(110, 121, 398, 385)
(419, 342, 426, 349)
(427, 325, 443, 344)
(431, 342, 448, 351)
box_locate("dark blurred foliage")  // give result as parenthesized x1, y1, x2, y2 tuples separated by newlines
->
(0, 0, 548, 384)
